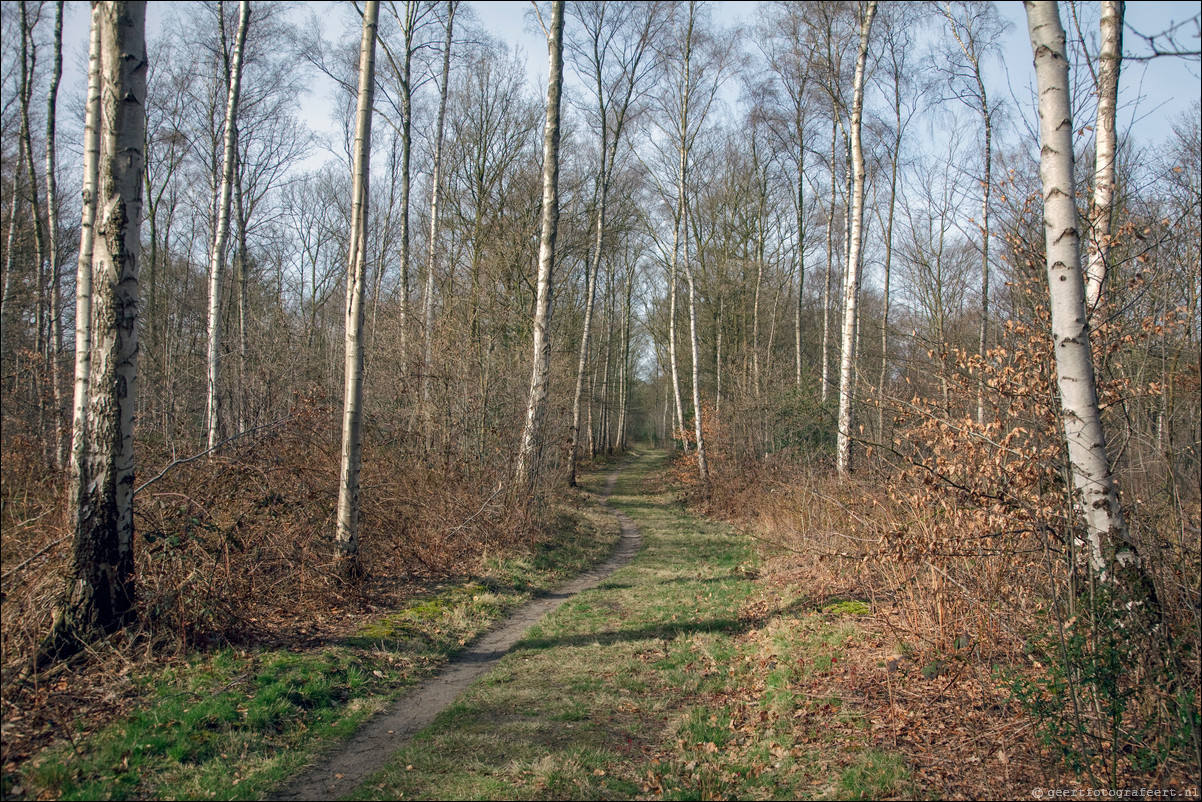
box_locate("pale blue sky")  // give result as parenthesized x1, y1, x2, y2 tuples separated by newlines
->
(53, 1, 1200, 170)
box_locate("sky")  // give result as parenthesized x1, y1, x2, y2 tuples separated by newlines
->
(464, 1, 1201, 144)
(50, 1, 1202, 174)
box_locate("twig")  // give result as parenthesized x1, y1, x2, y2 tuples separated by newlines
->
(134, 417, 290, 494)
(443, 482, 504, 542)
(922, 560, 1034, 644)
(5, 508, 54, 532)
(1, 535, 69, 583)
(737, 525, 864, 559)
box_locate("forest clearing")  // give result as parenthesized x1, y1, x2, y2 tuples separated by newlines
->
(1, 0, 1199, 799)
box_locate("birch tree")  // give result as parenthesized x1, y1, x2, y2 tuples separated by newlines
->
(422, 0, 456, 405)
(377, 1, 436, 367)
(67, 2, 104, 558)
(679, 6, 705, 484)
(45, 0, 147, 660)
(834, 0, 877, 476)
(334, 0, 379, 580)
(1084, 0, 1123, 315)
(45, 1, 65, 466)
(513, 0, 564, 494)
(1024, 0, 1130, 575)
(204, 0, 250, 450)
(661, 0, 730, 484)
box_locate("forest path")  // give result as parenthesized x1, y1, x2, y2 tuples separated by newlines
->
(270, 458, 643, 801)
(273, 451, 912, 800)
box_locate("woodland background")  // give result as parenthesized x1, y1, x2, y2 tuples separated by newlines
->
(0, 0, 1198, 792)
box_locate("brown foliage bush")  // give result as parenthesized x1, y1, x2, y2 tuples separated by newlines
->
(0, 391, 540, 675)
(688, 304, 1200, 781)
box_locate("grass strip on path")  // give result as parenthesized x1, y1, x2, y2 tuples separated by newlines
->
(348, 450, 914, 801)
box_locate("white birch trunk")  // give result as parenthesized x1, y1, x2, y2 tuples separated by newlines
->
(514, 0, 564, 493)
(794, 118, 805, 392)
(46, 1, 65, 467)
(676, 4, 707, 482)
(204, 0, 250, 450)
(1025, 0, 1128, 575)
(67, 4, 103, 544)
(334, 0, 379, 580)
(569, 192, 604, 484)
(684, 193, 708, 483)
(821, 118, 836, 404)
(716, 297, 723, 421)
(49, 0, 146, 658)
(752, 233, 764, 399)
(1084, 0, 1123, 314)
(422, 1, 456, 406)
(668, 220, 688, 452)
(617, 264, 633, 450)
(835, 0, 877, 476)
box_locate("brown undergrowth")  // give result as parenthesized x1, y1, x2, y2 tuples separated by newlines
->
(695, 464, 1200, 796)
(0, 394, 559, 781)
(678, 316, 1200, 794)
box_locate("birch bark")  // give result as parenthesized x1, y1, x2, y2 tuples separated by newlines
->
(1025, 0, 1129, 574)
(334, 0, 379, 580)
(514, 0, 564, 494)
(821, 118, 836, 404)
(47, 0, 146, 660)
(204, 0, 250, 450)
(835, 0, 877, 476)
(668, 197, 688, 452)
(684, 186, 709, 482)
(67, 4, 104, 552)
(1084, 0, 1123, 315)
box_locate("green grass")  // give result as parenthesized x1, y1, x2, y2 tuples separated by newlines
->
(21, 451, 914, 800)
(19, 495, 620, 801)
(347, 450, 912, 801)
(27, 648, 399, 800)
(831, 750, 910, 800)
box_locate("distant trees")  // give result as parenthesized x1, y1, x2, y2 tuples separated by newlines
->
(565, 0, 662, 487)
(0, 0, 1194, 688)
(655, 0, 734, 485)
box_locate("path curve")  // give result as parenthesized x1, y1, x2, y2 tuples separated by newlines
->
(271, 464, 641, 801)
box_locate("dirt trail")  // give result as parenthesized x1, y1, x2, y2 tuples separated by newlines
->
(271, 464, 641, 801)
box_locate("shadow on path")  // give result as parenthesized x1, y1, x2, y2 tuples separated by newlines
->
(270, 462, 642, 802)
